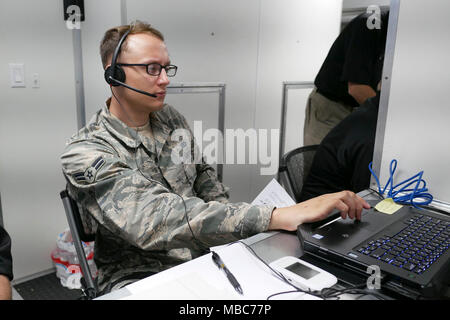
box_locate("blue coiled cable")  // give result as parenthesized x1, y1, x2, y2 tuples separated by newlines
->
(369, 159, 433, 209)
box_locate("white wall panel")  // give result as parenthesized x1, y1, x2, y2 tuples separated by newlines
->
(378, 0, 450, 204)
(82, 0, 122, 122)
(0, 0, 77, 279)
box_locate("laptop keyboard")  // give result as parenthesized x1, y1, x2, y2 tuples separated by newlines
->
(356, 214, 450, 275)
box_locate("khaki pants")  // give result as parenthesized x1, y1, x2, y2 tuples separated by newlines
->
(303, 88, 355, 146)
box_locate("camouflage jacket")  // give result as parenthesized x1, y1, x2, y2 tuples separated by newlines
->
(60, 103, 273, 293)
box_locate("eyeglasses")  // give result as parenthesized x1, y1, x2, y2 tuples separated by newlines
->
(117, 63, 178, 77)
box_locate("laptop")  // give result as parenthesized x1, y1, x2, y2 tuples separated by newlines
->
(297, 198, 450, 299)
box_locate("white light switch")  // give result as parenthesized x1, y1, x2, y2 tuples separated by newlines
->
(32, 73, 40, 88)
(9, 63, 25, 88)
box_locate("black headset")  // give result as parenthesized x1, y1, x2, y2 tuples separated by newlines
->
(104, 29, 130, 86)
(104, 28, 157, 97)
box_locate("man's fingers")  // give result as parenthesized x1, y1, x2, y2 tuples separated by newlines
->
(337, 191, 367, 220)
(362, 198, 371, 209)
(335, 200, 349, 219)
(355, 198, 363, 220)
(354, 196, 369, 220)
(349, 197, 357, 219)
(349, 193, 360, 220)
(339, 191, 356, 219)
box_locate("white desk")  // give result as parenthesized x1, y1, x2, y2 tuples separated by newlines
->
(97, 190, 381, 300)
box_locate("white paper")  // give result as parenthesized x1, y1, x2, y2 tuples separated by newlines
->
(121, 272, 239, 300)
(252, 178, 296, 207)
(211, 243, 321, 300)
(123, 250, 244, 300)
(120, 242, 321, 300)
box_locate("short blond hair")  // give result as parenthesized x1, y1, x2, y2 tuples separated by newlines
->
(100, 20, 164, 69)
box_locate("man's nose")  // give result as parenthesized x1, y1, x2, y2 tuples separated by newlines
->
(158, 68, 170, 85)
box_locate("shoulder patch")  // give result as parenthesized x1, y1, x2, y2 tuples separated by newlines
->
(74, 156, 105, 183)
(73, 172, 86, 182)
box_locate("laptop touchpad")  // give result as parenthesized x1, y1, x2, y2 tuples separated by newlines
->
(314, 219, 374, 248)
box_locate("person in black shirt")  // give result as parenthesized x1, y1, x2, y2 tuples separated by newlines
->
(0, 225, 13, 300)
(299, 93, 380, 202)
(303, 8, 388, 146)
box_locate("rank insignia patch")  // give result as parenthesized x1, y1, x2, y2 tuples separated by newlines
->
(74, 156, 105, 183)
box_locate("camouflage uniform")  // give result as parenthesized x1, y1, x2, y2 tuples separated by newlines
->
(61, 102, 274, 293)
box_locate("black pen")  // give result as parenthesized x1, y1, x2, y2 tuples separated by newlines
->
(211, 251, 243, 295)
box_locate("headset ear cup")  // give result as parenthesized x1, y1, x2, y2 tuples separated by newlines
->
(104, 66, 115, 85)
(114, 66, 126, 83)
(104, 66, 126, 86)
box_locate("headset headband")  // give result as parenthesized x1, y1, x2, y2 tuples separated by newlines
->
(109, 28, 131, 80)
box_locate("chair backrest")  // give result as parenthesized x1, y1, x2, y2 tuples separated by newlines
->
(60, 189, 97, 299)
(60, 190, 95, 243)
(278, 145, 319, 202)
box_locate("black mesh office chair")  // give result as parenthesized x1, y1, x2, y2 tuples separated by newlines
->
(60, 188, 98, 299)
(278, 145, 320, 202)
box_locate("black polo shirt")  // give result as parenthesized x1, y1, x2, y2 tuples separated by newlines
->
(299, 94, 380, 201)
(314, 10, 389, 107)
(0, 226, 13, 281)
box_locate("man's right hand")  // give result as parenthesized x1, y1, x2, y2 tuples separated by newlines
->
(348, 82, 377, 105)
(268, 191, 370, 231)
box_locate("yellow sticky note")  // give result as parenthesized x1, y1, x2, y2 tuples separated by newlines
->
(374, 198, 403, 215)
